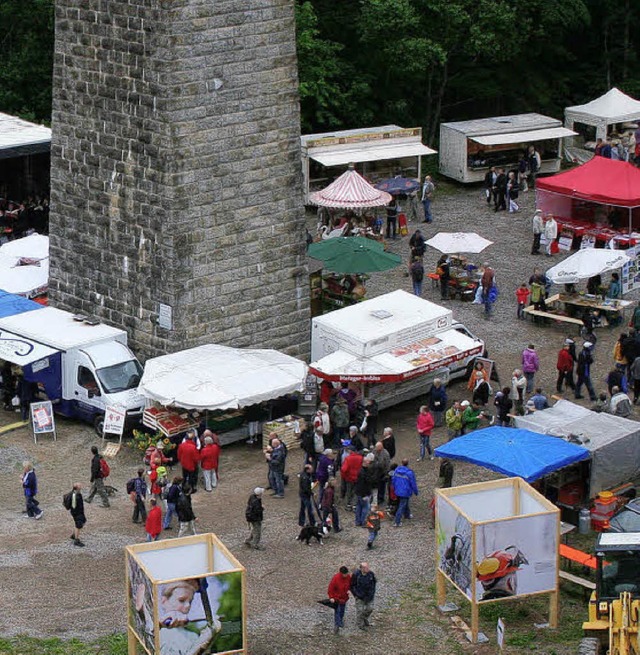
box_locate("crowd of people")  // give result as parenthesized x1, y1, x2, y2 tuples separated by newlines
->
(0, 195, 49, 241)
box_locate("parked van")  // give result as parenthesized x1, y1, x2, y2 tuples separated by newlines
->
(0, 293, 144, 434)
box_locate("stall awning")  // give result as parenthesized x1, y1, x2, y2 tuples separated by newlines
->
(0, 112, 51, 160)
(310, 142, 436, 167)
(138, 344, 308, 411)
(536, 157, 640, 207)
(434, 426, 590, 482)
(309, 328, 483, 383)
(471, 127, 577, 146)
(0, 329, 58, 366)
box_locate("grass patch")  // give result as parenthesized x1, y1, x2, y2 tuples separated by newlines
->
(0, 634, 127, 655)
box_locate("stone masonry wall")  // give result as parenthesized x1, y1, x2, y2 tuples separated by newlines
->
(49, 0, 310, 361)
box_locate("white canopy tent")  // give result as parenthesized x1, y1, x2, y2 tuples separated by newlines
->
(0, 112, 51, 159)
(138, 344, 308, 411)
(565, 88, 640, 141)
(545, 249, 630, 284)
(0, 234, 50, 298)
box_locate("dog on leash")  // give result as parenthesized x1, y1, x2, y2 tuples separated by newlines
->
(296, 523, 330, 545)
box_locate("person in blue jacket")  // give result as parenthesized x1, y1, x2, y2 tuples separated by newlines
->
(391, 459, 418, 527)
(22, 461, 44, 519)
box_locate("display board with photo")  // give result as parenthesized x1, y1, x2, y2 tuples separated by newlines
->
(436, 495, 473, 599)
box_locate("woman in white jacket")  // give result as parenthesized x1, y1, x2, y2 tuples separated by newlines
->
(544, 214, 558, 256)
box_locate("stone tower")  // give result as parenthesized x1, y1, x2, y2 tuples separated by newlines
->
(49, 0, 309, 360)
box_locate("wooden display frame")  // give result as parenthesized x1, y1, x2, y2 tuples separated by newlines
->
(435, 477, 559, 643)
(126, 533, 247, 655)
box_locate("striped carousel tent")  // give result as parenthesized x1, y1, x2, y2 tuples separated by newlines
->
(309, 164, 393, 209)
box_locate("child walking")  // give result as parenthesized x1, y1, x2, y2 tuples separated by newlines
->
(365, 506, 386, 550)
(515, 283, 530, 320)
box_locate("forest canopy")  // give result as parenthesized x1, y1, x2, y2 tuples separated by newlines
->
(1, 0, 638, 144)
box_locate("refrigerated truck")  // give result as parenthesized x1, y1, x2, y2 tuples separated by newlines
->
(0, 292, 144, 434)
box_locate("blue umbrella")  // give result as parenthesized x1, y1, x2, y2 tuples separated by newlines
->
(434, 426, 589, 482)
(374, 176, 420, 195)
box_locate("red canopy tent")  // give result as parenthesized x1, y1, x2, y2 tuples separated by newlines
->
(536, 158, 640, 232)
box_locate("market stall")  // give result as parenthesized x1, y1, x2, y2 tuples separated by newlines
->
(439, 113, 576, 183)
(137, 345, 308, 446)
(425, 233, 494, 301)
(515, 399, 640, 507)
(536, 158, 640, 292)
(308, 236, 401, 314)
(564, 87, 640, 142)
(309, 290, 484, 409)
(301, 125, 436, 203)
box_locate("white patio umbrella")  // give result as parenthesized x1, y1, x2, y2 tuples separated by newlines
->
(425, 232, 493, 254)
(546, 249, 631, 284)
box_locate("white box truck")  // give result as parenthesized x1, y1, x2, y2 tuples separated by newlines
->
(309, 290, 484, 409)
(0, 297, 144, 434)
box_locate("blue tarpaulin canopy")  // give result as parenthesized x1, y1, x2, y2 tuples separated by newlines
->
(0, 290, 43, 318)
(434, 426, 590, 482)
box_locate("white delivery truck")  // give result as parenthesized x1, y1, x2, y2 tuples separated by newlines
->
(309, 289, 484, 409)
(0, 295, 144, 434)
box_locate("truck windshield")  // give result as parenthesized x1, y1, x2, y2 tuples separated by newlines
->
(96, 359, 143, 394)
(599, 552, 640, 598)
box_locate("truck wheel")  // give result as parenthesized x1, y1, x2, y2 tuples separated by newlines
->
(577, 637, 600, 655)
(94, 414, 105, 437)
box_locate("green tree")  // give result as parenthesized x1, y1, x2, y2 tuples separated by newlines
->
(0, 0, 54, 122)
(295, 0, 371, 131)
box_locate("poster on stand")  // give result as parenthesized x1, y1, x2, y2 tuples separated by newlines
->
(103, 405, 126, 438)
(30, 400, 55, 442)
(436, 496, 473, 599)
(157, 572, 243, 655)
(128, 556, 155, 655)
(475, 513, 557, 602)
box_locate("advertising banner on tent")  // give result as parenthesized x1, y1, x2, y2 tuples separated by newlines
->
(30, 400, 55, 443)
(104, 405, 126, 437)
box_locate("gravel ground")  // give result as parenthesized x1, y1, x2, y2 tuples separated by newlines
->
(0, 182, 636, 653)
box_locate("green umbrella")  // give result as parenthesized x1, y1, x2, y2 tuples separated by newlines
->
(322, 244, 402, 274)
(308, 236, 384, 260)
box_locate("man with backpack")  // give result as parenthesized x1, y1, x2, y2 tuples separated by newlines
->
(64, 482, 86, 547)
(129, 468, 147, 524)
(86, 445, 110, 508)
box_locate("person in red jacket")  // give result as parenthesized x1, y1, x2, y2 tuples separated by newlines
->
(327, 566, 352, 634)
(515, 283, 530, 320)
(145, 498, 162, 542)
(200, 432, 221, 492)
(340, 447, 363, 510)
(416, 405, 435, 462)
(556, 343, 575, 393)
(177, 432, 201, 493)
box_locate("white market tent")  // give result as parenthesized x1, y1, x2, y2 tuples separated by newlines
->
(0, 234, 50, 298)
(515, 399, 640, 496)
(565, 87, 640, 141)
(0, 112, 51, 160)
(138, 344, 308, 411)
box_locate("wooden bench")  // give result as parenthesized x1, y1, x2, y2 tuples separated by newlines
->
(559, 570, 596, 591)
(523, 307, 584, 331)
(559, 544, 598, 570)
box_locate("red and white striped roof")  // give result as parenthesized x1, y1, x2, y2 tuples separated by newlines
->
(309, 167, 392, 209)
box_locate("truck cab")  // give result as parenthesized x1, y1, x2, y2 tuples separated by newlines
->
(65, 341, 144, 433)
(0, 301, 145, 435)
(582, 533, 640, 654)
